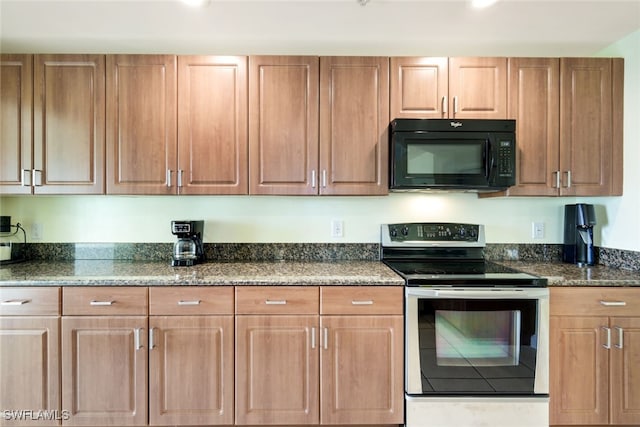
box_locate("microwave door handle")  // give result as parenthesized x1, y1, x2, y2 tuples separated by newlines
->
(485, 138, 493, 179)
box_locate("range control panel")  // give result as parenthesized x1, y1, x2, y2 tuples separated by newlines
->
(386, 223, 480, 242)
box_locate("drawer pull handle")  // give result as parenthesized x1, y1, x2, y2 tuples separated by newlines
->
(323, 327, 329, 350)
(149, 327, 156, 349)
(265, 300, 287, 305)
(351, 300, 373, 306)
(178, 300, 201, 306)
(311, 327, 316, 349)
(90, 300, 114, 306)
(600, 300, 626, 307)
(615, 326, 624, 349)
(1, 299, 30, 306)
(135, 328, 144, 350)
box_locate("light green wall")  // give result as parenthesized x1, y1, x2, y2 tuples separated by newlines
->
(1, 31, 638, 250)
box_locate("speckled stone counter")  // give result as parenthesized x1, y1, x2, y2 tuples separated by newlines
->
(0, 260, 405, 287)
(497, 261, 640, 287)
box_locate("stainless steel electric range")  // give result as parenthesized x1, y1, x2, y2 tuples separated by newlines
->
(381, 223, 550, 427)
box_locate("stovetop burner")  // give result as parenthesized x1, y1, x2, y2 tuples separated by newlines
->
(381, 223, 546, 288)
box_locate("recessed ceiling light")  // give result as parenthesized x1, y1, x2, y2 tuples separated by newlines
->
(180, 0, 211, 7)
(471, 0, 499, 8)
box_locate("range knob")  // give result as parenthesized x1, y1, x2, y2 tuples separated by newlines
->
(390, 228, 398, 238)
(401, 226, 410, 236)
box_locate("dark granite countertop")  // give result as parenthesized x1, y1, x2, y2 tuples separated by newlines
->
(0, 260, 405, 287)
(1, 259, 638, 288)
(496, 261, 640, 287)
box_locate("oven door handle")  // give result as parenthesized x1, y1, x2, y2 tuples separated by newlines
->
(406, 287, 549, 299)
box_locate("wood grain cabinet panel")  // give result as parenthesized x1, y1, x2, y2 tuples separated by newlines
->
(178, 56, 248, 194)
(390, 57, 448, 119)
(550, 287, 640, 426)
(33, 54, 105, 194)
(0, 54, 33, 194)
(448, 57, 507, 119)
(106, 54, 177, 195)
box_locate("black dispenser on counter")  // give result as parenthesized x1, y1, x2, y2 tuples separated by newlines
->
(562, 204, 596, 266)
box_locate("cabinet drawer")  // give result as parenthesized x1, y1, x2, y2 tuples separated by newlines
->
(63, 287, 148, 315)
(149, 286, 234, 315)
(0, 287, 60, 315)
(321, 286, 403, 315)
(235, 286, 319, 314)
(551, 287, 640, 316)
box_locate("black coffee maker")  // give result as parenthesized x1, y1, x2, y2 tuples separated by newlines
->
(562, 204, 596, 266)
(171, 220, 205, 267)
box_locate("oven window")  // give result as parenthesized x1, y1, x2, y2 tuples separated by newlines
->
(418, 299, 538, 395)
(407, 142, 483, 175)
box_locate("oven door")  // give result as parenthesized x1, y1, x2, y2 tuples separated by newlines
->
(406, 287, 549, 397)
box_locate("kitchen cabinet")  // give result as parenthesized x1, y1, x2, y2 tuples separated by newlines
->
(106, 55, 177, 195)
(0, 288, 61, 427)
(177, 56, 248, 194)
(550, 287, 640, 426)
(390, 56, 507, 119)
(249, 55, 388, 196)
(494, 57, 624, 197)
(235, 286, 320, 425)
(0, 54, 105, 195)
(319, 287, 404, 425)
(148, 287, 234, 426)
(61, 287, 148, 426)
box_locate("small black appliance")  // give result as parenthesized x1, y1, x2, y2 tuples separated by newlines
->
(562, 204, 596, 266)
(171, 220, 205, 267)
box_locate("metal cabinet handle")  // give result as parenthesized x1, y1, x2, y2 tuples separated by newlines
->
(553, 171, 560, 189)
(90, 300, 114, 306)
(563, 170, 571, 188)
(134, 328, 144, 350)
(149, 327, 156, 349)
(351, 300, 373, 305)
(311, 170, 317, 188)
(321, 170, 327, 188)
(21, 170, 32, 187)
(311, 327, 316, 349)
(602, 326, 611, 349)
(600, 300, 627, 307)
(615, 326, 624, 349)
(166, 169, 172, 187)
(177, 169, 184, 188)
(453, 96, 458, 115)
(442, 96, 447, 115)
(323, 327, 328, 350)
(33, 170, 43, 187)
(178, 300, 201, 306)
(1, 299, 30, 306)
(265, 300, 287, 305)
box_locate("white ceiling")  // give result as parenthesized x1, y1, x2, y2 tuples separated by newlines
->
(1, 0, 639, 56)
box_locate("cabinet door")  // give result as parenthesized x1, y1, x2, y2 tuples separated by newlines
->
(0, 317, 60, 427)
(106, 55, 177, 195)
(320, 315, 404, 425)
(390, 57, 448, 119)
(559, 58, 613, 196)
(0, 54, 32, 194)
(178, 56, 248, 195)
(319, 56, 389, 195)
(249, 56, 319, 195)
(61, 316, 147, 426)
(33, 54, 105, 195)
(506, 57, 560, 196)
(235, 315, 319, 425)
(149, 316, 234, 426)
(448, 57, 507, 119)
(610, 317, 640, 425)
(549, 315, 609, 425)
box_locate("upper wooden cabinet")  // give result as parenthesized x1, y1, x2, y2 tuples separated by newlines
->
(319, 56, 389, 195)
(498, 57, 623, 197)
(106, 54, 177, 195)
(1, 54, 105, 195)
(0, 54, 33, 194)
(249, 56, 319, 195)
(249, 56, 389, 196)
(178, 56, 248, 195)
(390, 57, 507, 120)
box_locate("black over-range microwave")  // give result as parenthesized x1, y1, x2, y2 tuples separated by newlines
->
(389, 119, 516, 191)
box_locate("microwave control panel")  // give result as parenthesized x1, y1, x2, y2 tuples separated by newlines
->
(497, 139, 515, 177)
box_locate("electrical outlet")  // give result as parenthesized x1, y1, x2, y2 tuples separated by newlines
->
(331, 219, 344, 238)
(532, 222, 545, 239)
(31, 223, 43, 241)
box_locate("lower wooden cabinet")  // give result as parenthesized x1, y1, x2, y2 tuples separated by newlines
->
(550, 287, 640, 426)
(0, 288, 61, 427)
